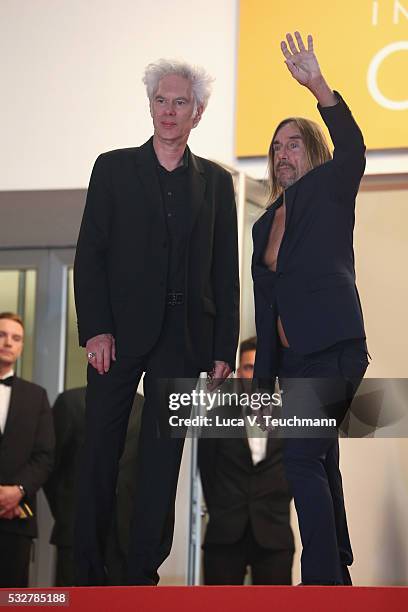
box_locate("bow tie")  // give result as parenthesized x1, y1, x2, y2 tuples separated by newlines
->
(0, 376, 14, 387)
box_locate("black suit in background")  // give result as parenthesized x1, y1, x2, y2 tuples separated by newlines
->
(74, 138, 239, 585)
(198, 404, 294, 584)
(0, 378, 55, 587)
(252, 94, 368, 585)
(44, 387, 144, 586)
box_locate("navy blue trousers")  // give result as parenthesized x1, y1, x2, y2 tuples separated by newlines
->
(278, 338, 368, 585)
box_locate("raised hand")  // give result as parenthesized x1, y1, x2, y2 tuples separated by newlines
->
(281, 32, 322, 88)
(281, 31, 337, 107)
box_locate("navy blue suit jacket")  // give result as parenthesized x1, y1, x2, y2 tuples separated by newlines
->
(252, 94, 366, 381)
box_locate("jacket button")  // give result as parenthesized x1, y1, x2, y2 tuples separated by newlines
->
(278, 272, 283, 278)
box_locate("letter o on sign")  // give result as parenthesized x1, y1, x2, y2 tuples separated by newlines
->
(367, 41, 408, 111)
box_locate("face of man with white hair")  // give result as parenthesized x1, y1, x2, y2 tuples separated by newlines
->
(150, 74, 203, 146)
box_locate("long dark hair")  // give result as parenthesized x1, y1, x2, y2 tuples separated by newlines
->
(267, 117, 332, 202)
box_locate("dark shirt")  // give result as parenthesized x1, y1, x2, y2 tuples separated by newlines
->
(154, 144, 189, 293)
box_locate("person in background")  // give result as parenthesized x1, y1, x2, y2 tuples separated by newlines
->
(44, 387, 144, 586)
(198, 337, 294, 585)
(0, 312, 54, 587)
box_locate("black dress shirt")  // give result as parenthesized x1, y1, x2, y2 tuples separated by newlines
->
(154, 145, 189, 293)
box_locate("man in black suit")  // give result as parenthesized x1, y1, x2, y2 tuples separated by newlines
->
(74, 59, 239, 586)
(198, 337, 294, 585)
(252, 32, 368, 585)
(44, 387, 144, 586)
(0, 312, 55, 587)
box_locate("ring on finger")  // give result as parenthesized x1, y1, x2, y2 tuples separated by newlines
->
(88, 352, 97, 360)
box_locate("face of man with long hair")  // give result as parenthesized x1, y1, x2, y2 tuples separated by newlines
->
(272, 121, 311, 190)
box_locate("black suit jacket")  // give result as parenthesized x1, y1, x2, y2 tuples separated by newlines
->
(198, 407, 294, 551)
(0, 377, 55, 538)
(44, 387, 143, 551)
(252, 94, 366, 381)
(74, 138, 240, 370)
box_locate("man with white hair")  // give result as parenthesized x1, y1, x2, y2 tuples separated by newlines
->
(74, 59, 239, 586)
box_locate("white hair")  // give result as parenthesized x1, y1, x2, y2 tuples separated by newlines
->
(143, 59, 214, 112)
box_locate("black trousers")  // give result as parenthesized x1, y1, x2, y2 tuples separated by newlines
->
(56, 524, 128, 587)
(278, 338, 368, 585)
(203, 524, 293, 585)
(0, 532, 32, 587)
(74, 306, 199, 586)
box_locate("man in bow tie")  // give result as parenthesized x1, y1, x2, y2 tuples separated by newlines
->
(0, 312, 54, 587)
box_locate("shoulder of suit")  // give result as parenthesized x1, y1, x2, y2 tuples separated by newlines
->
(97, 147, 140, 162)
(55, 386, 86, 405)
(191, 153, 232, 179)
(13, 377, 47, 396)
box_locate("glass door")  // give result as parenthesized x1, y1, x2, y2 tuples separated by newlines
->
(0, 248, 76, 586)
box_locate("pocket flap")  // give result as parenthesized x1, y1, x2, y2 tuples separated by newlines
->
(308, 273, 353, 293)
(202, 297, 216, 315)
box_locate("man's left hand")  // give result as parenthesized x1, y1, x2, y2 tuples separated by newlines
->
(0, 485, 23, 516)
(207, 360, 232, 391)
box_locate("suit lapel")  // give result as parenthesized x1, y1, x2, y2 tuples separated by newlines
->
(254, 179, 300, 267)
(253, 206, 276, 267)
(277, 181, 299, 268)
(186, 150, 206, 236)
(133, 138, 165, 215)
(254, 196, 282, 267)
(2, 377, 24, 442)
(265, 437, 274, 460)
(283, 181, 299, 233)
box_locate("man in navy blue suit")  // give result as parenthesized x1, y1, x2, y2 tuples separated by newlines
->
(252, 32, 368, 585)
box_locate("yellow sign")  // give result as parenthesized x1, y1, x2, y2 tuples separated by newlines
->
(236, 0, 408, 156)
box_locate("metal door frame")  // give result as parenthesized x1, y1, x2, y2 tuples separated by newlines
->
(0, 247, 75, 586)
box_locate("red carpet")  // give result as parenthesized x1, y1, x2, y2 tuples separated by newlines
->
(1, 586, 407, 611)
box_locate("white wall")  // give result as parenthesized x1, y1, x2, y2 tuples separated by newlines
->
(1, 0, 406, 192)
(1, 0, 237, 189)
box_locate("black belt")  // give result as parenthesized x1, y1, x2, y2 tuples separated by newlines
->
(167, 291, 184, 306)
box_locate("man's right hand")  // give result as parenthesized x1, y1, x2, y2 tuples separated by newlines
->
(86, 333, 116, 375)
(0, 506, 22, 520)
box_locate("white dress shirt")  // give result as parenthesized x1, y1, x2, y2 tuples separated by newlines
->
(245, 412, 268, 465)
(0, 369, 14, 434)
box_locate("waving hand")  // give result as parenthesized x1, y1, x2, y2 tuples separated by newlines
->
(281, 31, 337, 107)
(281, 32, 322, 87)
